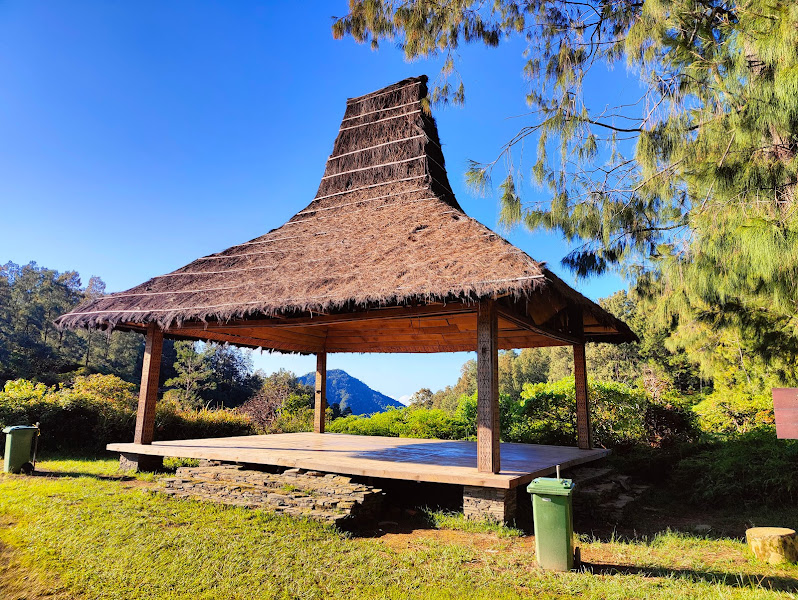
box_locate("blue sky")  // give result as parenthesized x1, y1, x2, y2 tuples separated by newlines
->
(0, 2, 638, 402)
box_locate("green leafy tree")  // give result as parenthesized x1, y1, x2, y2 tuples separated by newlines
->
(201, 343, 262, 408)
(164, 341, 216, 410)
(240, 369, 314, 432)
(409, 387, 434, 408)
(334, 0, 798, 385)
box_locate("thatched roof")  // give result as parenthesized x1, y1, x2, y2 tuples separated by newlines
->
(57, 76, 636, 349)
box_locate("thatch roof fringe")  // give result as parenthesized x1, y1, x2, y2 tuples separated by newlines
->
(55, 75, 636, 346)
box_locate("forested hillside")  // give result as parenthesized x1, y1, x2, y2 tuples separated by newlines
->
(0, 261, 143, 384)
(0, 261, 261, 408)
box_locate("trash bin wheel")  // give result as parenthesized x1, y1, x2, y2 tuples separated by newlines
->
(19, 462, 34, 475)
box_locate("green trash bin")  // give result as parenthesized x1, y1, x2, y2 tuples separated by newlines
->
(2, 426, 38, 474)
(527, 476, 576, 571)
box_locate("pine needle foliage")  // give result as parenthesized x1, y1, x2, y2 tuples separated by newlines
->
(334, 1, 798, 380)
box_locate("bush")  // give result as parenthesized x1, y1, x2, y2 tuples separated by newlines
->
(328, 377, 697, 449)
(0, 376, 255, 454)
(154, 396, 254, 441)
(671, 430, 798, 506)
(269, 407, 314, 433)
(328, 406, 469, 439)
(515, 378, 697, 448)
(693, 389, 774, 436)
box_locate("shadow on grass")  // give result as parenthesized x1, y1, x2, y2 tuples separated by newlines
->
(26, 469, 138, 482)
(582, 562, 798, 592)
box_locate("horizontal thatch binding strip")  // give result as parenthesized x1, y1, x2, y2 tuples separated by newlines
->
(338, 109, 421, 131)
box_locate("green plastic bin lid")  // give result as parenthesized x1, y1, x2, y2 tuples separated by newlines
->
(527, 477, 575, 495)
(2, 425, 38, 434)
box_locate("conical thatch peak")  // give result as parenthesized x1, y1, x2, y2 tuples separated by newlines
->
(307, 75, 460, 213)
(56, 76, 635, 348)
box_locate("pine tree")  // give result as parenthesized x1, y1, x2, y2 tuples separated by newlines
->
(334, 1, 798, 382)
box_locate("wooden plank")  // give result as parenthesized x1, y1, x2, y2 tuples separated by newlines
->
(573, 343, 593, 449)
(328, 318, 455, 331)
(324, 330, 544, 345)
(108, 432, 611, 489)
(496, 302, 581, 345)
(134, 324, 163, 445)
(169, 328, 320, 353)
(174, 303, 475, 331)
(314, 353, 327, 433)
(325, 333, 449, 344)
(324, 343, 477, 353)
(773, 388, 798, 439)
(525, 297, 565, 327)
(172, 324, 325, 345)
(477, 299, 500, 474)
(207, 326, 327, 345)
(326, 325, 462, 336)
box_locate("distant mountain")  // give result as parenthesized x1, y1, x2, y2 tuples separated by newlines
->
(297, 369, 404, 415)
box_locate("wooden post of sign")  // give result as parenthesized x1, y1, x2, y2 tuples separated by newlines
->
(314, 352, 327, 433)
(477, 299, 500, 473)
(120, 323, 164, 472)
(573, 342, 593, 450)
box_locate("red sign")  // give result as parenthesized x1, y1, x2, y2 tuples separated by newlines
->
(773, 388, 798, 439)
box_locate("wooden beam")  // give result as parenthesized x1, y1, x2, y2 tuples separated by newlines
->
(477, 299, 500, 473)
(314, 352, 327, 434)
(172, 303, 475, 331)
(167, 328, 320, 353)
(134, 323, 163, 445)
(496, 302, 582, 345)
(573, 343, 593, 450)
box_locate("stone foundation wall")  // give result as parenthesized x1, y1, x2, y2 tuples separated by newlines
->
(119, 452, 163, 473)
(160, 465, 383, 527)
(463, 485, 517, 524)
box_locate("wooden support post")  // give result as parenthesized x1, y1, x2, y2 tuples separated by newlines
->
(134, 323, 163, 445)
(477, 299, 500, 473)
(573, 343, 593, 449)
(314, 352, 327, 434)
(121, 323, 165, 472)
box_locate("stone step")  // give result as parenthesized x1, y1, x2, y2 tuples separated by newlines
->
(563, 466, 615, 487)
(597, 485, 651, 521)
(562, 466, 651, 524)
(160, 465, 383, 527)
(573, 481, 621, 504)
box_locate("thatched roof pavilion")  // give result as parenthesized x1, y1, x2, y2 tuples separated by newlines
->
(58, 76, 636, 483)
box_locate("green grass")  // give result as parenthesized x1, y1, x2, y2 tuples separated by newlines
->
(0, 457, 796, 599)
(423, 509, 525, 538)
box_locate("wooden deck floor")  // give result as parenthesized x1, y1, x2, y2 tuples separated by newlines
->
(108, 433, 609, 489)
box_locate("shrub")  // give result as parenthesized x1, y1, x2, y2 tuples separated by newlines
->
(328, 377, 697, 449)
(693, 389, 775, 436)
(0, 376, 255, 454)
(155, 400, 254, 440)
(327, 406, 469, 439)
(269, 407, 314, 433)
(671, 430, 798, 506)
(642, 392, 698, 448)
(515, 378, 695, 448)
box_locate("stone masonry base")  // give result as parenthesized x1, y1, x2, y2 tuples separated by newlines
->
(119, 452, 163, 472)
(160, 465, 383, 527)
(463, 485, 518, 524)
